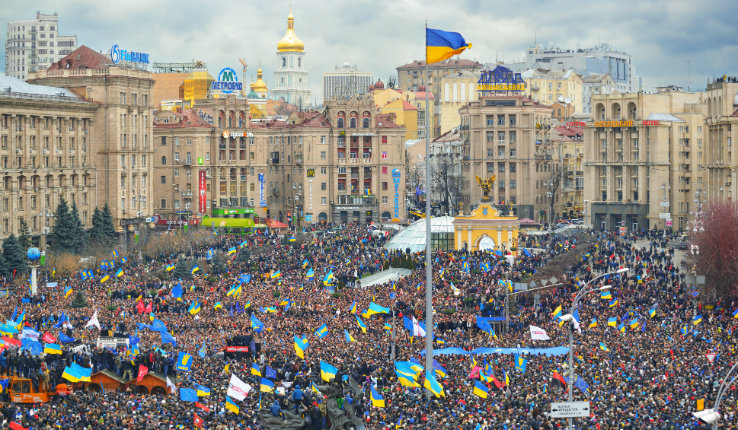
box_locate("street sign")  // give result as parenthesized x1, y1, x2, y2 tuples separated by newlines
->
(659, 213, 670, 219)
(660, 201, 670, 207)
(666, 220, 673, 227)
(550, 401, 590, 418)
(706, 352, 716, 364)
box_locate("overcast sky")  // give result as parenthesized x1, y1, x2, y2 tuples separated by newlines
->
(1, 0, 736, 103)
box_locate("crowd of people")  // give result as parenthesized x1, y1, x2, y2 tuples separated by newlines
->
(0, 222, 733, 430)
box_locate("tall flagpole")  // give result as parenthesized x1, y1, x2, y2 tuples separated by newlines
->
(424, 21, 434, 401)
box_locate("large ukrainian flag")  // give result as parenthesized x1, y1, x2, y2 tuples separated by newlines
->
(426, 28, 471, 64)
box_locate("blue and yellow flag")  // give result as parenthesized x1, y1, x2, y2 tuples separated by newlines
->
(589, 318, 597, 328)
(44, 343, 62, 355)
(356, 316, 367, 334)
(115, 268, 124, 278)
(320, 360, 337, 382)
(607, 317, 617, 326)
(191, 265, 199, 275)
(649, 308, 657, 318)
(306, 268, 315, 280)
(609, 299, 618, 308)
(225, 396, 239, 414)
(473, 381, 489, 398)
(599, 342, 610, 352)
(251, 363, 261, 376)
(196, 384, 210, 397)
(112, 249, 119, 258)
(349, 301, 357, 314)
(176, 352, 193, 371)
(366, 302, 390, 317)
(344, 329, 356, 343)
(551, 305, 562, 319)
(514, 354, 527, 373)
(323, 271, 334, 286)
(693, 314, 703, 325)
(601, 290, 612, 300)
(165, 264, 175, 272)
(99, 274, 110, 283)
(370, 385, 385, 408)
(270, 270, 281, 279)
(424, 370, 445, 398)
(294, 336, 309, 359)
(214, 302, 223, 310)
(188, 301, 201, 315)
(315, 323, 328, 338)
(228, 247, 237, 255)
(64, 286, 73, 299)
(260, 378, 274, 392)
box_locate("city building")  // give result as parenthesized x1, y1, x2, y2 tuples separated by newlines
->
(583, 89, 707, 231)
(412, 87, 434, 140)
(702, 77, 738, 203)
(507, 44, 638, 92)
(370, 81, 419, 140)
(28, 46, 155, 241)
(459, 95, 554, 222)
(428, 127, 464, 216)
(323, 63, 372, 102)
(551, 124, 584, 218)
(4, 12, 77, 80)
(0, 75, 96, 244)
(272, 8, 311, 108)
(439, 71, 478, 135)
(397, 58, 483, 137)
(580, 73, 616, 114)
(521, 69, 583, 113)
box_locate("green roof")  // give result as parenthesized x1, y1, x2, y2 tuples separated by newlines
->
(201, 216, 255, 228)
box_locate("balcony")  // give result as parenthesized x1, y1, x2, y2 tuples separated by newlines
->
(294, 155, 303, 164)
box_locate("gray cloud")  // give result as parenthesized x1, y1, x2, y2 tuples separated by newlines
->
(1, 0, 735, 101)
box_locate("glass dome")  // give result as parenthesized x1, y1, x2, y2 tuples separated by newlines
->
(385, 216, 456, 253)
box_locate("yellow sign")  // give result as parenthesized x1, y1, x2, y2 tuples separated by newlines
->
(307, 169, 315, 177)
(477, 83, 526, 92)
(594, 120, 633, 127)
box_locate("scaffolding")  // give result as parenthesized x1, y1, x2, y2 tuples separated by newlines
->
(152, 61, 206, 73)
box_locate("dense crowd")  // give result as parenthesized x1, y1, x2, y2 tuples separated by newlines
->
(0, 223, 733, 430)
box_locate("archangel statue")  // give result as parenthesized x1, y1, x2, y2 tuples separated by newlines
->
(475, 175, 496, 201)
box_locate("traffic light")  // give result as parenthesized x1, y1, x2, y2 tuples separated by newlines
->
(287, 211, 292, 222)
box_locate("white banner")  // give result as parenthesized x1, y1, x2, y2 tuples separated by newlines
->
(227, 374, 252, 401)
(530, 325, 550, 341)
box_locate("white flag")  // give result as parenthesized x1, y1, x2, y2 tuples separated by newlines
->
(85, 311, 101, 331)
(530, 325, 550, 341)
(166, 376, 177, 394)
(20, 328, 40, 341)
(227, 374, 252, 401)
(412, 316, 426, 337)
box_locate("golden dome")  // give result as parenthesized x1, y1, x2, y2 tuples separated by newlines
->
(253, 68, 268, 92)
(276, 9, 304, 52)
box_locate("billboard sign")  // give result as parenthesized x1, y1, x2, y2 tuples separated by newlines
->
(212, 67, 242, 94)
(199, 170, 207, 213)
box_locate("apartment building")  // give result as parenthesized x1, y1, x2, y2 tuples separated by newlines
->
(459, 95, 554, 222)
(5, 12, 77, 80)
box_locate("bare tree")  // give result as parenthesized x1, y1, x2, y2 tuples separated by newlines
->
(546, 163, 563, 224)
(693, 200, 738, 298)
(431, 154, 464, 216)
(387, 75, 397, 89)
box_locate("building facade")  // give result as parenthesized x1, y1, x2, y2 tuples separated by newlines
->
(272, 9, 310, 108)
(0, 75, 96, 243)
(397, 58, 482, 137)
(580, 73, 616, 114)
(28, 47, 155, 237)
(552, 125, 584, 218)
(507, 44, 638, 92)
(323, 64, 372, 102)
(459, 95, 554, 222)
(521, 69, 583, 113)
(4, 12, 77, 80)
(583, 90, 707, 231)
(439, 71, 478, 135)
(702, 78, 738, 204)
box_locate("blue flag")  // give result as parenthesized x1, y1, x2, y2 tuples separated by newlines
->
(266, 366, 277, 379)
(179, 388, 198, 402)
(160, 331, 177, 347)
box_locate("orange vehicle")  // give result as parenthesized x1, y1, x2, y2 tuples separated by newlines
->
(7, 377, 69, 403)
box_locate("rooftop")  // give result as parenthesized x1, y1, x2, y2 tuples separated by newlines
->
(48, 45, 111, 71)
(384, 216, 456, 253)
(0, 74, 82, 101)
(397, 58, 482, 70)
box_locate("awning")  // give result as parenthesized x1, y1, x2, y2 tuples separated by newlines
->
(266, 219, 288, 228)
(200, 216, 255, 229)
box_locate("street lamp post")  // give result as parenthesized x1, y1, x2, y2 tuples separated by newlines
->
(563, 267, 628, 429)
(693, 360, 738, 429)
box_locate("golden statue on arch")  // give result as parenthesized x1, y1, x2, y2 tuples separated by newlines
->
(475, 175, 496, 201)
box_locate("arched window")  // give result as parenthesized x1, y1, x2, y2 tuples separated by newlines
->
(228, 116, 232, 128)
(282, 57, 286, 67)
(161, 156, 166, 165)
(218, 117, 222, 128)
(298, 58, 301, 68)
(337, 118, 344, 128)
(350, 118, 357, 128)
(362, 118, 370, 128)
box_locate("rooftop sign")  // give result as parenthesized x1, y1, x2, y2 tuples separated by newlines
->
(212, 67, 242, 93)
(477, 65, 526, 95)
(110, 44, 149, 64)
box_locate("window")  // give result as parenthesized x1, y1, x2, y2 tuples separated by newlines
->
(174, 168, 179, 177)
(510, 163, 516, 172)
(382, 136, 387, 144)
(161, 176, 166, 184)
(320, 151, 326, 160)
(337, 118, 344, 128)
(381, 152, 388, 159)
(486, 163, 494, 173)
(321, 197, 327, 205)
(362, 118, 369, 128)
(498, 163, 505, 172)
(350, 118, 357, 128)
(510, 180, 516, 189)
(161, 156, 166, 165)
(142, 155, 146, 166)
(161, 136, 166, 145)
(382, 196, 388, 204)
(160, 199, 166, 209)
(382, 167, 388, 174)
(321, 167, 327, 174)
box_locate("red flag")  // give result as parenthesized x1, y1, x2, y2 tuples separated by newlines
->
(491, 376, 503, 390)
(552, 371, 567, 388)
(137, 365, 148, 382)
(2, 336, 21, 347)
(195, 402, 210, 413)
(193, 413, 204, 428)
(9, 422, 27, 430)
(144, 302, 153, 314)
(42, 332, 56, 344)
(136, 300, 145, 314)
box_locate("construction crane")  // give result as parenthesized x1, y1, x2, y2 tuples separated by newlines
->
(238, 59, 248, 84)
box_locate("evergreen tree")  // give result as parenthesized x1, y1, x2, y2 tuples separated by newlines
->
(48, 197, 76, 253)
(3, 234, 27, 277)
(172, 259, 191, 279)
(0, 252, 9, 279)
(210, 253, 226, 276)
(71, 290, 89, 308)
(18, 218, 31, 250)
(88, 207, 104, 247)
(100, 203, 117, 248)
(236, 249, 250, 265)
(70, 201, 87, 254)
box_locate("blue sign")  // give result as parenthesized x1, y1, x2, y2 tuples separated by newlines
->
(212, 67, 242, 93)
(477, 65, 525, 95)
(110, 44, 149, 64)
(391, 169, 401, 219)
(258, 173, 266, 207)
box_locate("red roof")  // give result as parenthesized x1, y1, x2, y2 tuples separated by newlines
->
(48, 45, 111, 71)
(552, 125, 583, 138)
(402, 100, 417, 110)
(414, 91, 434, 100)
(154, 109, 213, 129)
(375, 113, 402, 128)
